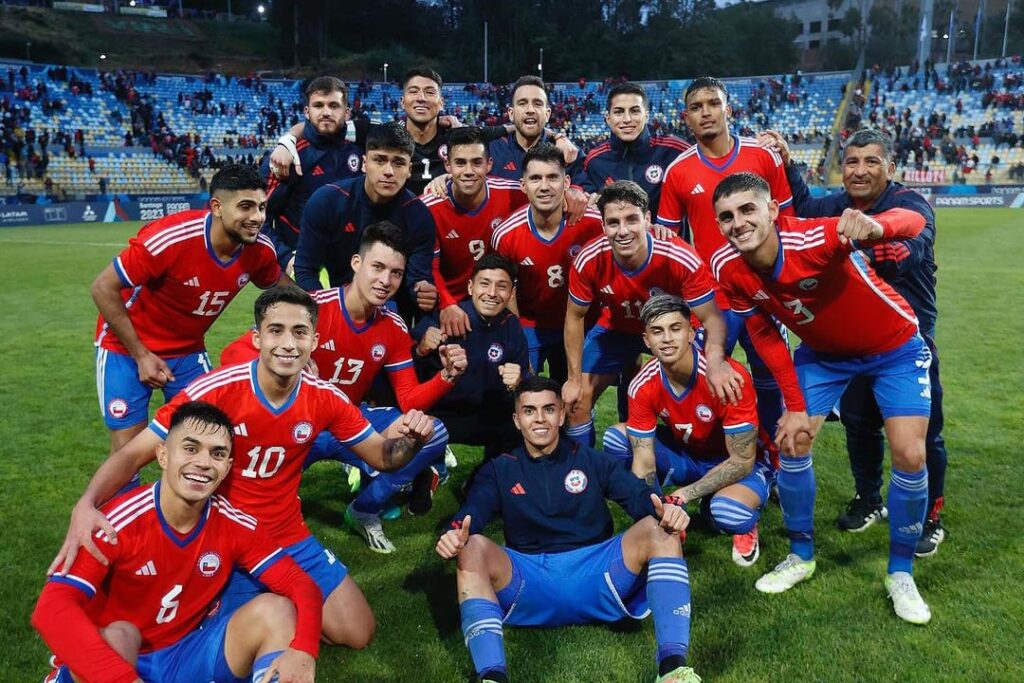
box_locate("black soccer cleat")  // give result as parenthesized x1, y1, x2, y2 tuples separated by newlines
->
(836, 494, 888, 532)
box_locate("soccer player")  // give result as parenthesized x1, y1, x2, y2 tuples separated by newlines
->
(435, 376, 699, 683)
(710, 172, 933, 624)
(423, 126, 527, 337)
(760, 127, 948, 557)
(261, 76, 363, 271)
(490, 143, 604, 383)
(575, 82, 690, 218)
(33, 401, 322, 683)
(52, 286, 437, 647)
(294, 122, 438, 319)
(93, 163, 286, 465)
(602, 295, 775, 567)
(488, 76, 580, 180)
(563, 181, 739, 453)
(655, 76, 793, 443)
(413, 253, 530, 460)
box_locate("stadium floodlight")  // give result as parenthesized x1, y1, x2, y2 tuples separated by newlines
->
(384, 62, 389, 82)
(100, 54, 107, 60)
(257, 4, 265, 14)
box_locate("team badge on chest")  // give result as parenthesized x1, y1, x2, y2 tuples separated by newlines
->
(371, 344, 386, 362)
(695, 404, 714, 423)
(292, 421, 313, 443)
(564, 469, 588, 494)
(197, 552, 221, 577)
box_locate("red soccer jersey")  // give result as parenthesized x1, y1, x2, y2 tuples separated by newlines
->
(49, 483, 286, 653)
(710, 214, 919, 356)
(490, 205, 605, 329)
(309, 288, 416, 403)
(151, 362, 373, 544)
(657, 135, 795, 262)
(568, 233, 716, 335)
(95, 210, 281, 356)
(627, 350, 758, 461)
(424, 177, 527, 308)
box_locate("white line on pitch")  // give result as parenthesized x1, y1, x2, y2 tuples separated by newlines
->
(0, 238, 124, 247)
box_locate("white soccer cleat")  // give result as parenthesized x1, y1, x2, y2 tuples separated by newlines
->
(731, 525, 760, 567)
(755, 553, 816, 594)
(444, 445, 458, 469)
(885, 571, 932, 625)
(345, 504, 396, 554)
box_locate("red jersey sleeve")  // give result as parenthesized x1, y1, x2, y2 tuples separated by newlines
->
(151, 387, 193, 437)
(626, 378, 659, 438)
(323, 385, 374, 446)
(567, 250, 595, 307)
(656, 164, 685, 229)
(218, 331, 259, 367)
(675, 246, 717, 307)
(764, 148, 795, 217)
(718, 361, 758, 434)
(112, 234, 163, 289)
(744, 311, 806, 412)
(250, 241, 283, 288)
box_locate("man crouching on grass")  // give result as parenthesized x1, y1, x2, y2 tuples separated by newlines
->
(436, 376, 701, 683)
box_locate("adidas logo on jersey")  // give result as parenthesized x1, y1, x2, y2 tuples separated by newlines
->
(691, 183, 705, 195)
(445, 229, 460, 240)
(233, 423, 248, 437)
(312, 166, 324, 176)
(504, 161, 517, 171)
(321, 339, 336, 351)
(511, 482, 526, 495)
(519, 257, 535, 266)
(134, 560, 157, 576)
(600, 285, 614, 295)
(344, 222, 356, 233)
(752, 290, 770, 301)
(183, 276, 201, 287)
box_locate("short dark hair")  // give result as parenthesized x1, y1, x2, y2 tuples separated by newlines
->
(254, 286, 318, 329)
(844, 127, 894, 163)
(640, 294, 691, 329)
(607, 82, 648, 111)
(210, 163, 265, 195)
(685, 76, 729, 105)
(365, 121, 416, 157)
(167, 401, 234, 450)
(521, 142, 565, 177)
(597, 180, 649, 215)
(359, 221, 409, 260)
(711, 172, 770, 208)
(511, 75, 548, 102)
(304, 76, 347, 104)
(401, 67, 443, 90)
(472, 252, 517, 283)
(514, 375, 562, 405)
(447, 126, 491, 159)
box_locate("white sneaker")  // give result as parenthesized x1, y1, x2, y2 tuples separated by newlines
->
(885, 571, 931, 625)
(345, 504, 396, 554)
(755, 553, 816, 594)
(444, 445, 458, 469)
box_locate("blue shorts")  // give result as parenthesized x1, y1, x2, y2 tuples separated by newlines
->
(522, 326, 565, 377)
(218, 535, 346, 615)
(95, 347, 211, 429)
(795, 334, 932, 419)
(581, 326, 646, 376)
(496, 535, 648, 627)
(650, 427, 774, 504)
(304, 404, 401, 473)
(52, 607, 244, 683)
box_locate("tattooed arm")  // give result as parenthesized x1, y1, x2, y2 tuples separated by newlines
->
(678, 428, 757, 502)
(629, 434, 659, 487)
(351, 410, 434, 472)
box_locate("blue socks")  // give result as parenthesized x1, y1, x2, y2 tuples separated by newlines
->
(778, 454, 816, 560)
(566, 419, 595, 448)
(708, 496, 758, 534)
(888, 467, 928, 574)
(251, 650, 284, 682)
(647, 557, 691, 668)
(460, 598, 507, 681)
(353, 420, 448, 515)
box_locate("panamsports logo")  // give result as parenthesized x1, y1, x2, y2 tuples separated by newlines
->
(347, 154, 360, 172)
(371, 344, 386, 361)
(798, 278, 818, 291)
(645, 164, 664, 184)
(107, 398, 129, 419)
(237, 273, 250, 287)
(695, 404, 714, 423)
(487, 343, 504, 362)
(564, 469, 588, 494)
(292, 421, 313, 443)
(197, 552, 221, 577)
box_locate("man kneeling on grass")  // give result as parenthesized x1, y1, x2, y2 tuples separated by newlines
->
(435, 376, 700, 683)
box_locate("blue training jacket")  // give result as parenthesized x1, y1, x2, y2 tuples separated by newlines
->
(786, 165, 938, 335)
(453, 439, 658, 554)
(488, 130, 582, 181)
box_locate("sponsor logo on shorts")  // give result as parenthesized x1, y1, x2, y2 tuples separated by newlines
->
(371, 344, 386, 362)
(487, 343, 504, 362)
(645, 164, 664, 184)
(107, 398, 129, 419)
(293, 421, 313, 443)
(197, 552, 221, 577)
(695, 404, 714, 423)
(237, 273, 250, 287)
(564, 468, 588, 494)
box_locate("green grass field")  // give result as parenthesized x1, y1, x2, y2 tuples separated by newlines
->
(1, 209, 1023, 682)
